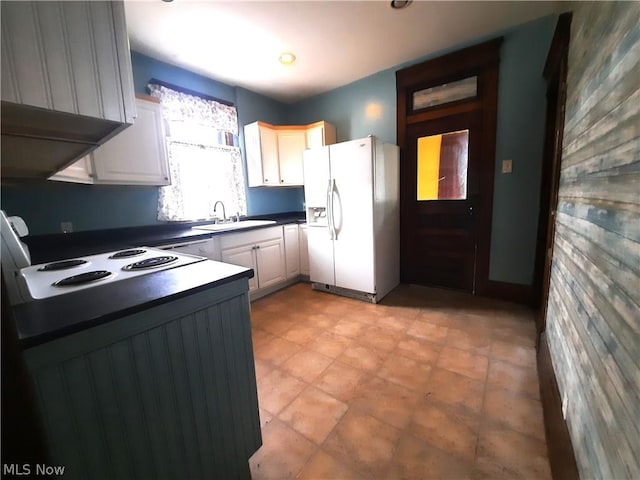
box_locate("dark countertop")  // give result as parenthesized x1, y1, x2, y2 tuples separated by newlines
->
(13, 259, 254, 348)
(24, 211, 306, 264)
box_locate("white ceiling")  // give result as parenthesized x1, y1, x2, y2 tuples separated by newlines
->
(125, 1, 561, 104)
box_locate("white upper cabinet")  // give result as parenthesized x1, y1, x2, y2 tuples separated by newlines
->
(1, 0, 135, 124)
(277, 129, 306, 185)
(91, 97, 169, 185)
(244, 120, 336, 187)
(245, 121, 279, 186)
(306, 121, 337, 150)
(49, 97, 170, 186)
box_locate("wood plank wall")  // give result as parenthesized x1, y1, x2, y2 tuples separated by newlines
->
(545, 2, 640, 479)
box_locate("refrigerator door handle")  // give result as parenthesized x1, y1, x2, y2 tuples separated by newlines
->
(326, 179, 334, 239)
(330, 178, 338, 240)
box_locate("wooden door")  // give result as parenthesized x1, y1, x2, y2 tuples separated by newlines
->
(397, 38, 502, 295)
(404, 111, 482, 291)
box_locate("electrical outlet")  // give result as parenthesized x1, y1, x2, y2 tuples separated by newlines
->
(60, 221, 73, 233)
(561, 392, 569, 420)
(502, 159, 513, 174)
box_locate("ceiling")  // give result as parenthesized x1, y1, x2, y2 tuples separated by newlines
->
(125, 1, 561, 104)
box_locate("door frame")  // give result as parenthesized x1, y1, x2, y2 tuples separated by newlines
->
(396, 38, 503, 295)
(534, 12, 572, 343)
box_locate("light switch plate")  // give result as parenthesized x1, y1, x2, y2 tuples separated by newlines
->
(60, 221, 73, 233)
(502, 159, 513, 174)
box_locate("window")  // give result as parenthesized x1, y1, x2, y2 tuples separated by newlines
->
(416, 130, 469, 200)
(149, 84, 246, 221)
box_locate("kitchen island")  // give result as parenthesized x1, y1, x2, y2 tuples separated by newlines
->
(12, 259, 261, 480)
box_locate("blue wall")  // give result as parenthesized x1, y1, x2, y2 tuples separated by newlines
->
(290, 15, 557, 285)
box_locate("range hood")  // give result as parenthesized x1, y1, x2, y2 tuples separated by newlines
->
(1, 101, 129, 179)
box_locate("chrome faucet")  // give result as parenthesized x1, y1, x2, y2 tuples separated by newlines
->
(213, 201, 227, 223)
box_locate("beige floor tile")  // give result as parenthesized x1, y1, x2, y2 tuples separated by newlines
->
(259, 408, 273, 429)
(330, 319, 369, 338)
(249, 283, 550, 480)
(323, 409, 401, 478)
(281, 324, 322, 345)
(407, 319, 450, 343)
(483, 387, 546, 441)
(252, 328, 276, 349)
(254, 358, 273, 379)
(385, 434, 473, 480)
(446, 326, 492, 355)
(337, 344, 387, 372)
(315, 361, 368, 402)
(475, 424, 551, 479)
(416, 310, 458, 327)
(396, 337, 442, 364)
(437, 346, 489, 381)
(487, 359, 540, 400)
(259, 317, 298, 336)
(297, 449, 367, 480)
(257, 368, 306, 415)
(254, 336, 302, 366)
(409, 400, 480, 462)
(306, 331, 352, 358)
(279, 385, 348, 444)
(377, 353, 433, 391)
(356, 325, 401, 352)
(376, 314, 413, 333)
(351, 376, 421, 429)
(249, 418, 316, 480)
(425, 367, 485, 416)
(490, 340, 537, 369)
(281, 350, 333, 383)
(303, 313, 339, 330)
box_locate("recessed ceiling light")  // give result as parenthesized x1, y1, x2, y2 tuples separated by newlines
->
(390, 0, 412, 9)
(279, 52, 296, 65)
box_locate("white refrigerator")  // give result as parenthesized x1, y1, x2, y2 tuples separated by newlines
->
(303, 136, 399, 303)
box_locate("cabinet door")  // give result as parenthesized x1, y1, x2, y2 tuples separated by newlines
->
(260, 125, 280, 186)
(221, 245, 258, 292)
(92, 98, 169, 185)
(306, 122, 337, 149)
(48, 156, 93, 184)
(1, 1, 134, 123)
(299, 225, 310, 276)
(255, 239, 286, 290)
(277, 129, 306, 185)
(284, 224, 300, 279)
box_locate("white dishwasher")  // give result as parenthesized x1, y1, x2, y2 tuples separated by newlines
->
(158, 238, 220, 260)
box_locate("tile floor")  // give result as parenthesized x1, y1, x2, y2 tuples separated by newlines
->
(249, 283, 551, 480)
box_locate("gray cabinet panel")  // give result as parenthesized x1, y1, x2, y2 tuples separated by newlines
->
(25, 280, 260, 480)
(34, 2, 76, 113)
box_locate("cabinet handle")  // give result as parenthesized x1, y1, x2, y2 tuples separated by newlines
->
(280, 179, 284, 183)
(264, 178, 268, 182)
(256, 245, 261, 249)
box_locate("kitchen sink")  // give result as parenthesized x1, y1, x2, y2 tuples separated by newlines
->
(194, 219, 277, 232)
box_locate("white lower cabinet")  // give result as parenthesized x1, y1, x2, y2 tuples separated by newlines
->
(284, 224, 300, 279)
(299, 224, 310, 276)
(220, 226, 286, 295)
(221, 244, 259, 292)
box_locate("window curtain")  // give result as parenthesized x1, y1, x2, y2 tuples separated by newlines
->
(148, 84, 246, 221)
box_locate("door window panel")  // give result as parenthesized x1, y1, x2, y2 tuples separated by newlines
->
(417, 130, 469, 200)
(412, 76, 477, 111)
